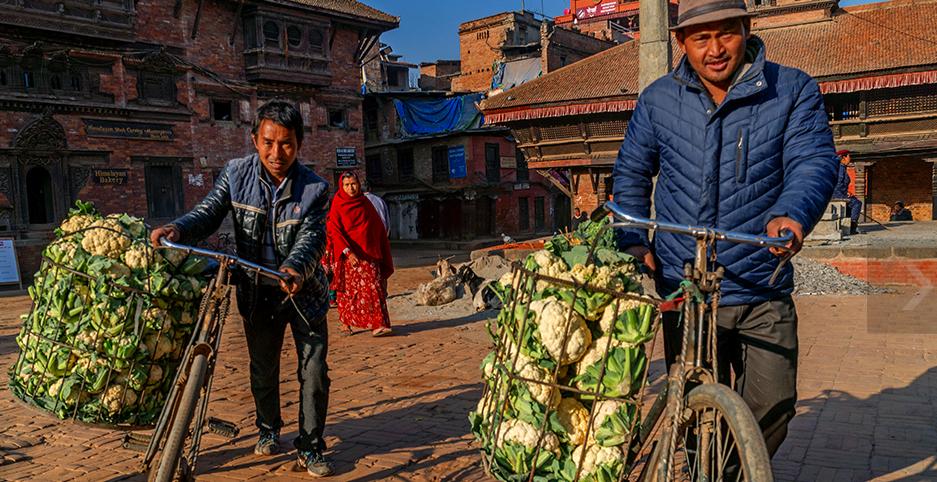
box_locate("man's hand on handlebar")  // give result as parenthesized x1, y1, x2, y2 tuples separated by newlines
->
(766, 217, 803, 256)
(150, 225, 180, 247)
(625, 245, 657, 273)
(279, 267, 303, 295)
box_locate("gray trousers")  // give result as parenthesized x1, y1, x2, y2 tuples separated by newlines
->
(663, 296, 798, 457)
(242, 285, 330, 453)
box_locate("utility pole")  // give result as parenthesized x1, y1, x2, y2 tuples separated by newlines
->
(638, 0, 672, 92)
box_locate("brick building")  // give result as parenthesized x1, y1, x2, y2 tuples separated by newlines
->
(555, 0, 679, 43)
(451, 10, 616, 94)
(0, 0, 397, 282)
(363, 90, 562, 241)
(482, 0, 937, 223)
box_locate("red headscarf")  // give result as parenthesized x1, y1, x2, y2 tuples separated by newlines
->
(326, 171, 394, 279)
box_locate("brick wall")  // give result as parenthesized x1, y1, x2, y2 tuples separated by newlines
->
(821, 257, 937, 287)
(1, 0, 382, 279)
(867, 157, 933, 222)
(452, 14, 513, 92)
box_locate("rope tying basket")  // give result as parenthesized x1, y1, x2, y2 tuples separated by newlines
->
(469, 219, 662, 481)
(8, 201, 209, 427)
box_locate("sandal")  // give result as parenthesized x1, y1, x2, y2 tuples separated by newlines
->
(339, 325, 353, 336)
(371, 327, 392, 337)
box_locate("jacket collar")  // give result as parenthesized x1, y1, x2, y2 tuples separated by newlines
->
(672, 35, 768, 104)
(251, 153, 298, 205)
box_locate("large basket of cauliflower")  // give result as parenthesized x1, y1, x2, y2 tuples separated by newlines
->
(470, 218, 661, 481)
(8, 201, 209, 427)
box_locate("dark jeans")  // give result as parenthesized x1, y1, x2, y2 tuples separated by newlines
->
(242, 286, 330, 453)
(846, 196, 863, 224)
(663, 296, 798, 457)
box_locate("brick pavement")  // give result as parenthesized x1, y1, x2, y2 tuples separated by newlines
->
(1, 270, 936, 481)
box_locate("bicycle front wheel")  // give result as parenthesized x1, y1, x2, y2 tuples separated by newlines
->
(153, 353, 208, 482)
(661, 383, 773, 482)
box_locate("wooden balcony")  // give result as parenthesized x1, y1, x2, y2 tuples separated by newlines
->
(0, 0, 134, 42)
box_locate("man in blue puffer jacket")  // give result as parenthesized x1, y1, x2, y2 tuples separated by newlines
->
(612, 0, 837, 456)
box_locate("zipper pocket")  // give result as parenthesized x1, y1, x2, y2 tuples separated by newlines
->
(735, 127, 748, 183)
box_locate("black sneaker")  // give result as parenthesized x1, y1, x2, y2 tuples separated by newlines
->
(298, 450, 334, 477)
(254, 429, 280, 456)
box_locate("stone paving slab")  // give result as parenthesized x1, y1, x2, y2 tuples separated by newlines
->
(1, 269, 936, 481)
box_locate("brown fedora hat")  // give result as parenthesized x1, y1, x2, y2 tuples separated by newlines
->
(671, 0, 755, 31)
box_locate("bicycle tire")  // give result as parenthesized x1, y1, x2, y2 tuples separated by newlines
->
(659, 383, 773, 482)
(153, 353, 208, 482)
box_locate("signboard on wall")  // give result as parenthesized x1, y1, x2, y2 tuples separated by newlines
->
(93, 169, 129, 185)
(500, 156, 517, 169)
(336, 147, 358, 168)
(576, 1, 618, 19)
(448, 146, 467, 179)
(0, 238, 21, 285)
(83, 119, 173, 141)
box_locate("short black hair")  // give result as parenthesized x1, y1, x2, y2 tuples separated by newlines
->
(252, 100, 304, 145)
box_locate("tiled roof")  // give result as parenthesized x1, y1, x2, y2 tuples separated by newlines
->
(285, 0, 398, 25)
(483, 0, 937, 112)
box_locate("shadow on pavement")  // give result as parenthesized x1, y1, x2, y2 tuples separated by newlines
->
(393, 310, 494, 337)
(189, 383, 484, 479)
(778, 366, 937, 481)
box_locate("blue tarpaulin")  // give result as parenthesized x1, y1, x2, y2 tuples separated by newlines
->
(393, 93, 485, 137)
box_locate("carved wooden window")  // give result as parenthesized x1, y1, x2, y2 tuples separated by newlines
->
(138, 71, 176, 106)
(22, 70, 36, 90)
(287, 25, 303, 48)
(263, 21, 281, 48)
(308, 29, 325, 51)
(867, 86, 937, 117)
(825, 93, 861, 121)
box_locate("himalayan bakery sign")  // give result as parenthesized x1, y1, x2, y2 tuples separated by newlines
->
(576, 1, 618, 19)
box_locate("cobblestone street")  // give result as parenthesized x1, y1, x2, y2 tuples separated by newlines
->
(1, 258, 936, 481)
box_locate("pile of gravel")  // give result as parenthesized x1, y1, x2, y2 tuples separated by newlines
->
(792, 256, 891, 296)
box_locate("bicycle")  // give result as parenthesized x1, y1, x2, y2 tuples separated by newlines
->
(131, 238, 288, 482)
(602, 201, 792, 482)
(477, 200, 792, 482)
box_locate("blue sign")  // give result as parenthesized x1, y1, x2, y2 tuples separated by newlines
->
(448, 145, 467, 179)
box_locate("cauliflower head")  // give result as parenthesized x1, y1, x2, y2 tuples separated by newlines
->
(575, 336, 618, 378)
(60, 214, 96, 234)
(496, 418, 561, 455)
(124, 244, 155, 270)
(531, 298, 591, 365)
(102, 384, 138, 414)
(517, 358, 560, 408)
(556, 397, 590, 446)
(571, 442, 625, 480)
(598, 300, 644, 334)
(81, 219, 131, 258)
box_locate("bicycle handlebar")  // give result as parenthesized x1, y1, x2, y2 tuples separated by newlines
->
(159, 238, 289, 282)
(599, 201, 795, 251)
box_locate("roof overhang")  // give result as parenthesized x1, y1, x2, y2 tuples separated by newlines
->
(484, 98, 636, 124)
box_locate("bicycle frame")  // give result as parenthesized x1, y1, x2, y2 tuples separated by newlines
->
(141, 239, 286, 478)
(598, 202, 792, 481)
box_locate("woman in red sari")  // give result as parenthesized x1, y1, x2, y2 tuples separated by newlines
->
(326, 171, 394, 336)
